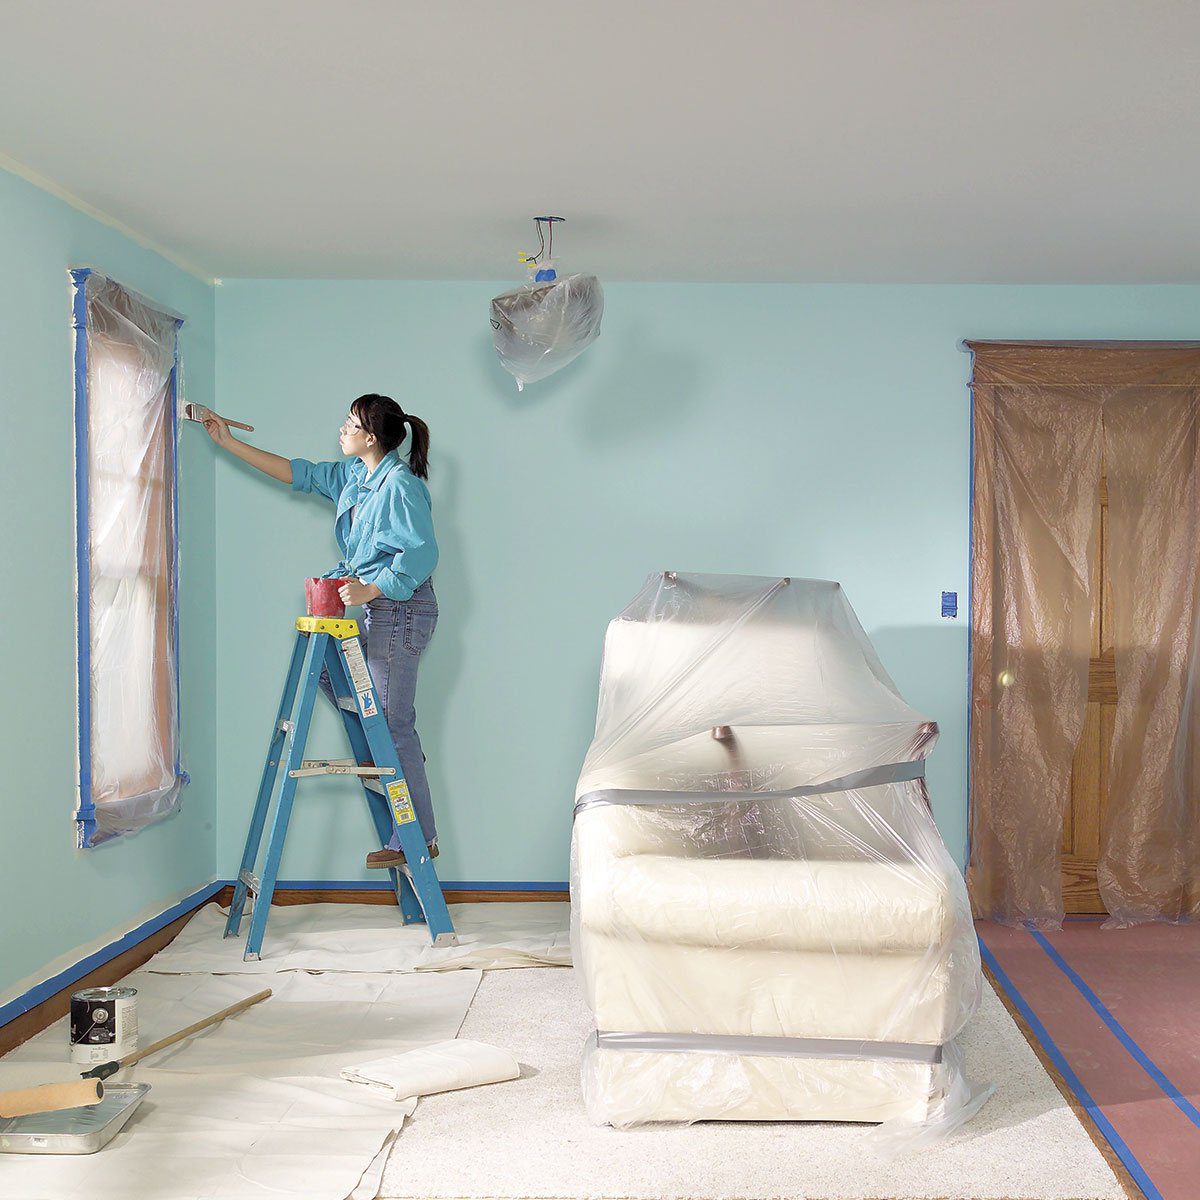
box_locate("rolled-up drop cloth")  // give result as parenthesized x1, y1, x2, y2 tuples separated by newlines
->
(341, 1040, 520, 1101)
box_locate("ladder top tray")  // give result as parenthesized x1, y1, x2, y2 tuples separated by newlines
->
(295, 616, 360, 639)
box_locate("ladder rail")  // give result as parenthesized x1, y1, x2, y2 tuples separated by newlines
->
(242, 631, 327, 960)
(225, 631, 308, 940)
(329, 636, 457, 944)
(323, 643, 426, 923)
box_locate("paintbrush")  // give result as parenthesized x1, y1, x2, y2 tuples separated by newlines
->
(181, 402, 255, 432)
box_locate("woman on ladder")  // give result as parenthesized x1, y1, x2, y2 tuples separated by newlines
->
(203, 394, 440, 869)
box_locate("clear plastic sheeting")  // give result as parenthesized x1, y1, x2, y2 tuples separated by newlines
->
(72, 270, 186, 845)
(490, 270, 603, 390)
(967, 343, 1200, 927)
(571, 573, 988, 1146)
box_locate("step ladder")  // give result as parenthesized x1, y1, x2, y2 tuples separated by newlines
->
(224, 615, 458, 960)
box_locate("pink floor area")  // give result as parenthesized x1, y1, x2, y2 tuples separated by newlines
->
(977, 919, 1200, 1200)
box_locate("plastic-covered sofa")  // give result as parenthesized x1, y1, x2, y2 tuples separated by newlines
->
(571, 573, 985, 1134)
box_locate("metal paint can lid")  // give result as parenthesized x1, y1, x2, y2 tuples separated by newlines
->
(73, 986, 138, 1002)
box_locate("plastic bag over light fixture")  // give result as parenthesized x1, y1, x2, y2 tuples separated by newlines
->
(490, 216, 604, 391)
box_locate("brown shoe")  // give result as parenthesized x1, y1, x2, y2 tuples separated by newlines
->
(365, 843, 439, 869)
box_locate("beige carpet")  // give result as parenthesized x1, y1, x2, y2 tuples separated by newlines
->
(378, 968, 1127, 1200)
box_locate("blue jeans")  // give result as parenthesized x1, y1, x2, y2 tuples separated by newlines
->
(320, 581, 438, 847)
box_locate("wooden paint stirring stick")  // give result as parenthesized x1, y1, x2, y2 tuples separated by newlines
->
(80, 988, 273, 1081)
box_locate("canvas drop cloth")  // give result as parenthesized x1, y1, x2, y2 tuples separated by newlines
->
(0, 966, 481, 1199)
(145, 902, 571, 976)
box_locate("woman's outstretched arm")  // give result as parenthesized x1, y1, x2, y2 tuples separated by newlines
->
(203, 410, 293, 484)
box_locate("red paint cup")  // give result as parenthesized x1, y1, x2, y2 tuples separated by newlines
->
(305, 577, 348, 618)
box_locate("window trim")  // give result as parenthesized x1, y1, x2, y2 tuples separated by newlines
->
(70, 267, 188, 848)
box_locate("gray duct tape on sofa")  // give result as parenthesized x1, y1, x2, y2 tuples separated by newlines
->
(573, 760, 926, 818)
(594, 1030, 943, 1064)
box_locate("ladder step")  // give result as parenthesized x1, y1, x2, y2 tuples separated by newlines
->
(337, 697, 358, 712)
(288, 760, 397, 778)
(239, 869, 261, 896)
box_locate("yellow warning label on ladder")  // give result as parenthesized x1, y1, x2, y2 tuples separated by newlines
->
(387, 779, 417, 824)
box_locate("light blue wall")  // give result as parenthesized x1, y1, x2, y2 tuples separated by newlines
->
(214, 280, 1200, 885)
(0, 167, 217, 997)
(7, 158, 1197, 989)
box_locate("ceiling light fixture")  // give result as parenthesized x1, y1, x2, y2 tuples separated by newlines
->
(490, 216, 604, 391)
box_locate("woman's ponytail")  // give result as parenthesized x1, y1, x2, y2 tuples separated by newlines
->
(404, 412, 431, 479)
(351, 393, 431, 479)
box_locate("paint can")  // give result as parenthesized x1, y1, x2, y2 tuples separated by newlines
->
(305, 577, 347, 618)
(69, 987, 139, 1065)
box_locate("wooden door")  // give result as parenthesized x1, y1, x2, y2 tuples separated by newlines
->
(1062, 470, 1116, 913)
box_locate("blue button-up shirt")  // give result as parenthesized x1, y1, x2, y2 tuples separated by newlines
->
(290, 450, 438, 601)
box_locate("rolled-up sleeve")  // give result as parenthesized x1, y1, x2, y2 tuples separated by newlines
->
(290, 458, 350, 503)
(363, 481, 439, 601)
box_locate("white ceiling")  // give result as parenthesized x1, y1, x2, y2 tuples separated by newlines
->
(2, 2, 1199, 283)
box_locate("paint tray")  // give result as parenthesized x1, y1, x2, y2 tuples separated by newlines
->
(0, 1083, 150, 1154)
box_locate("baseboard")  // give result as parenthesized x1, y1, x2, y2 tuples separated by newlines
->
(0, 882, 223, 1057)
(212, 881, 571, 906)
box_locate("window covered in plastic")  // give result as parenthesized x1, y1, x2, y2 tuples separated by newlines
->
(71, 269, 187, 846)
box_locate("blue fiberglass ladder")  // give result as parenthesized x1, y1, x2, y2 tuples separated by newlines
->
(224, 616, 457, 961)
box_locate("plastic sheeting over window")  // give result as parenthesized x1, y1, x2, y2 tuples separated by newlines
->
(968, 342, 1200, 928)
(71, 269, 187, 846)
(571, 573, 988, 1147)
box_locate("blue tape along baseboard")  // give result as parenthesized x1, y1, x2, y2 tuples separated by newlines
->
(0, 881, 223, 1029)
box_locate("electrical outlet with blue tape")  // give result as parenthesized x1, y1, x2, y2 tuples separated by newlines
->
(941, 591, 958, 618)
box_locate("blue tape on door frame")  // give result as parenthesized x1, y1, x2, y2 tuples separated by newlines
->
(965, 345, 976, 870)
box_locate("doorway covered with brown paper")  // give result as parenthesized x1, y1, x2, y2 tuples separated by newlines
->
(967, 342, 1200, 928)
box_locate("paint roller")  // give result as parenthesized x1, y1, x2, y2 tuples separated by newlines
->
(180, 402, 255, 432)
(0, 1079, 105, 1119)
